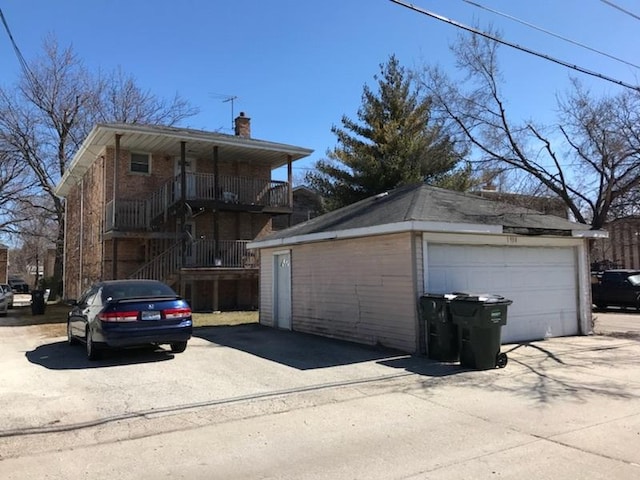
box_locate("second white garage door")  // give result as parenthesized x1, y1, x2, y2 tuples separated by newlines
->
(426, 244, 579, 343)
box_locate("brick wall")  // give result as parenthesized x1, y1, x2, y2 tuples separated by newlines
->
(591, 216, 640, 270)
(63, 135, 280, 304)
(0, 247, 7, 284)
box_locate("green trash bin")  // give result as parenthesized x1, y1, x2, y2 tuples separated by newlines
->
(449, 294, 512, 370)
(420, 293, 459, 362)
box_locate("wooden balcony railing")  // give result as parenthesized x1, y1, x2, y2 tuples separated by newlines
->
(129, 241, 182, 280)
(185, 239, 257, 268)
(105, 173, 290, 232)
(129, 239, 259, 283)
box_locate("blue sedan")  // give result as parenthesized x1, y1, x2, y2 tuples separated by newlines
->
(67, 279, 193, 360)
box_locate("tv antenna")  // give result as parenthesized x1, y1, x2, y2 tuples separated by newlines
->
(210, 93, 238, 130)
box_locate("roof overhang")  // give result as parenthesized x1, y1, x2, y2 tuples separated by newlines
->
(248, 221, 503, 249)
(55, 123, 314, 197)
(248, 221, 607, 250)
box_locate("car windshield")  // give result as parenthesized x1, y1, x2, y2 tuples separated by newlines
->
(101, 282, 177, 303)
(628, 275, 640, 286)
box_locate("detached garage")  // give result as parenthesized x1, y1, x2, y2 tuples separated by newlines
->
(249, 183, 605, 353)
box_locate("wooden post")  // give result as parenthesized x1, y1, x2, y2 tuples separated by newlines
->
(213, 146, 219, 256)
(112, 134, 121, 279)
(180, 141, 187, 267)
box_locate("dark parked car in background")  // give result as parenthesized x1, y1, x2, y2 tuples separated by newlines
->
(592, 269, 640, 310)
(8, 277, 29, 294)
(67, 279, 193, 360)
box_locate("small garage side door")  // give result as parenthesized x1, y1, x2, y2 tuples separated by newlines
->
(426, 244, 579, 343)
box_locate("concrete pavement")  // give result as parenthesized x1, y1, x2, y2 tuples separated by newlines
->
(0, 318, 639, 478)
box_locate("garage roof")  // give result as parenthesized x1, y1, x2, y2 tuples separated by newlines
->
(251, 183, 603, 248)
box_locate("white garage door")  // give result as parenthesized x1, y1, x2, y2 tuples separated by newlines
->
(426, 244, 579, 343)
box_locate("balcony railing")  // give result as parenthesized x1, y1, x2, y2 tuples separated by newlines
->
(185, 239, 257, 268)
(129, 239, 258, 283)
(129, 241, 182, 280)
(105, 173, 290, 232)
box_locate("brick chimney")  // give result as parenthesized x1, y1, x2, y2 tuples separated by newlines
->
(234, 112, 251, 138)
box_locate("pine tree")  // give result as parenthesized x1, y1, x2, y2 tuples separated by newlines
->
(306, 55, 471, 211)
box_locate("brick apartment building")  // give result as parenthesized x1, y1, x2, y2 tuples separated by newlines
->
(54, 115, 313, 311)
(590, 216, 640, 270)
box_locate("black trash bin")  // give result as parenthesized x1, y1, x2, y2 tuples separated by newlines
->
(420, 293, 459, 362)
(449, 294, 512, 370)
(31, 290, 46, 315)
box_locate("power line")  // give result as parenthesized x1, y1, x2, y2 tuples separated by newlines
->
(0, 8, 36, 88)
(389, 0, 640, 93)
(462, 0, 640, 70)
(599, 0, 640, 21)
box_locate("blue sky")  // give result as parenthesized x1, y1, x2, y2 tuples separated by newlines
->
(1, 0, 638, 182)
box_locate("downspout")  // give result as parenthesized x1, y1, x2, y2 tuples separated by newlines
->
(79, 178, 84, 291)
(62, 196, 68, 299)
(112, 134, 121, 279)
(100, 155, 105, 280)
(287, 154, 293, 228)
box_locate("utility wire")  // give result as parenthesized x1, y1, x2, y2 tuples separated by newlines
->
(462, 0, 640, 70)
(389, 0, 640, 93)
(599, 0, 640, 21)
(0, 8, 36, 89)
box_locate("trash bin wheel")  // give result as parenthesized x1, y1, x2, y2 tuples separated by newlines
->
(496, 352, 508, 368)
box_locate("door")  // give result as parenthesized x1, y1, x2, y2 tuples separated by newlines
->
(174, 157, 197, 199)
(68, 286, 100, 340)
(273, 252, 292, 330)
(426, 243, 579, 343)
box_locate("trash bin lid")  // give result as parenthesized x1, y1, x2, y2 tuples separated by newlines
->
(421, 293, 460, 301)
(452, 293, 512, 305)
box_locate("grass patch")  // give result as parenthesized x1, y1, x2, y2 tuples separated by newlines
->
(192, 310, 258, 327)
(4, 302, 258, 338)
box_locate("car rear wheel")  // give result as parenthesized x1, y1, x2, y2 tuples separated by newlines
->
(170, 341, 187, 353)
(86, 328, 101, 361)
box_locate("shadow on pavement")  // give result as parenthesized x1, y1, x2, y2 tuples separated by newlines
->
(194, 324, 461, 377)
(25, 341, 174, 370)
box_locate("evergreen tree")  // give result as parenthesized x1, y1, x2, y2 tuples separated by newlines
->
(306, 55, 471, 211)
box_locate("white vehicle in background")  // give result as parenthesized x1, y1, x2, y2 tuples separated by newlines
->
(0, 284, 13, 309)
(0, 288, 8, 316)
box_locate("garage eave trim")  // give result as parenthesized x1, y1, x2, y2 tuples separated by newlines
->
(571, 229, 609, 238)
(248, 220, 502, 249)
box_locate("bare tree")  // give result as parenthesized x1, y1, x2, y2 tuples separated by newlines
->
(0, 36, 198, 297)
(418, 31, 640, 230)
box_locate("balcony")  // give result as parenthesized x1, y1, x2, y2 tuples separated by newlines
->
(105, 173, 290, 232)
(129, 239, 258, 283)
(184, 239, 257, 268)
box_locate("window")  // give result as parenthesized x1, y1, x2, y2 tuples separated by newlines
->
(130, 153, 151, 174)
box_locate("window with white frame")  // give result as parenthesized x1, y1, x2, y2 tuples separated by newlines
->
(130, 153, 151, 174)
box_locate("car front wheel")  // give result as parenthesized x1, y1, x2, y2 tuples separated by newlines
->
(67, 322, 78, 345)
(86, 328, 101, 361)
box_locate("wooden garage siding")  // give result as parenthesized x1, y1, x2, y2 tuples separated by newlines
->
(289, 232, 417, 352)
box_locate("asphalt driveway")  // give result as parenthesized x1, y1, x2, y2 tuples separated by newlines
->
(0, 311, 639, 479)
